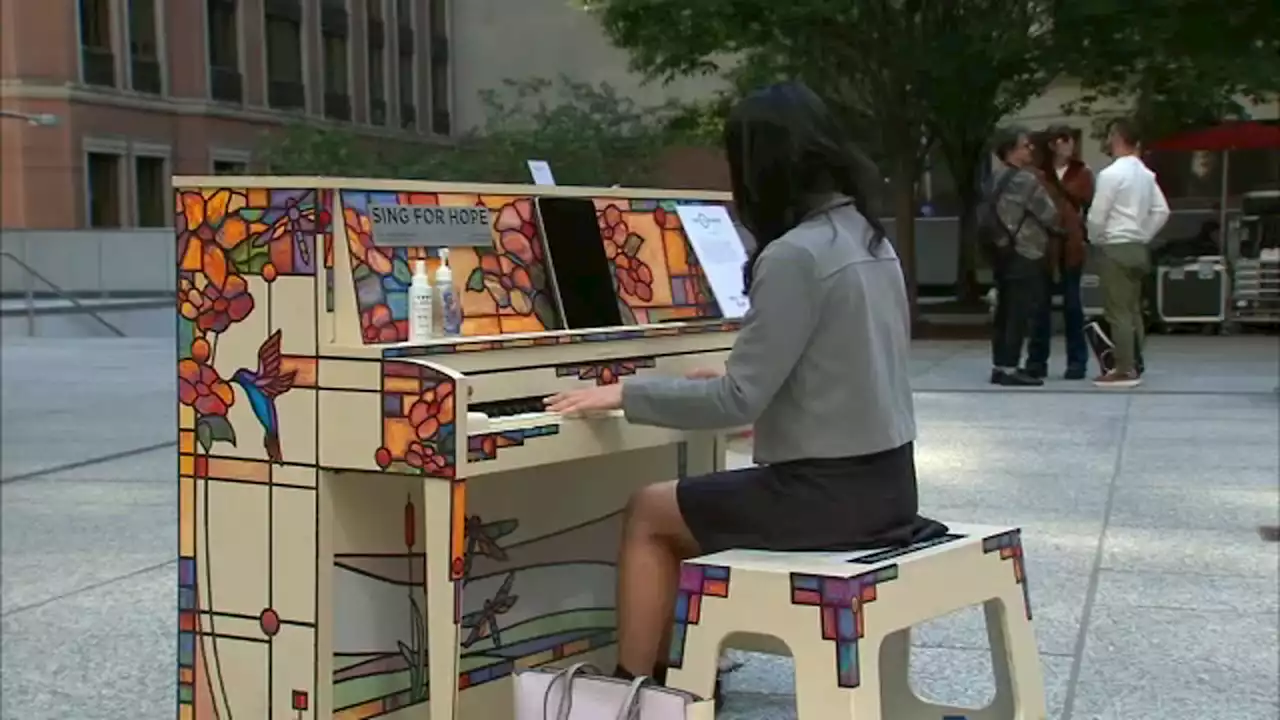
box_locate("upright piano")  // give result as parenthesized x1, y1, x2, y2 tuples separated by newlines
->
(173, 179, 740, 719)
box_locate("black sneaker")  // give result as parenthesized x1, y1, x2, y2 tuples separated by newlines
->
(993, 369, 1044, 387)
(1023, 364, 1048, 380)
(1064, 365, 1087, 380)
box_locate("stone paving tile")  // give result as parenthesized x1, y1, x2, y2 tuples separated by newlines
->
(0, 567, 175, 720)
(1, 465, 175, 611)
(1071, 605, 1280, 718)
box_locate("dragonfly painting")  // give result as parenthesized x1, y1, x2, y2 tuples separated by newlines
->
(460, 572, 518, 649)
(461, 515, 519, 582)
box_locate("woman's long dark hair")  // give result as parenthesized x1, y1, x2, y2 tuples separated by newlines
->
(725, 81, 888, 291)
(1031, 131, 1066, 195)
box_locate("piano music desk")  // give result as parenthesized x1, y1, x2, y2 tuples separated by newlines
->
(173, 178, 740, 719)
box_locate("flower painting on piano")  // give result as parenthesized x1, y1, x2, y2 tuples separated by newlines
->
(592, 198, 722, 325)
(338, 191, 561, 343)
(374, 361, 458, 478)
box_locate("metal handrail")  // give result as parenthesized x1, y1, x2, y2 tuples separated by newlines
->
(0, 251, 128, 337)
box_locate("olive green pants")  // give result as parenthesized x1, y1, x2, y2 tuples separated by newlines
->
(1096, 242, 1151, 374)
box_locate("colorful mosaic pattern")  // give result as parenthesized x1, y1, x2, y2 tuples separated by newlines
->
(322, 189, 336, 312)
(592, 198, 721, 324)
(667, 564, 731, 669)
(373, 361, 458, 479)
(555, 357, 657, 385)
(457, 629, 618, 691)
(177, 187, 328, 719)
(468, 425, 561, 462)
(381, 320, 741, 358)
(982, 529, 1032, 620)
(332, 498, 431, 717)
(339, 191, 561, 343)
(173, 183, 738, 719)
(790, 566, 900, 689)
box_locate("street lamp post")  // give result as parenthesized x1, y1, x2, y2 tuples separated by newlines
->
(0, 110, 58, 126)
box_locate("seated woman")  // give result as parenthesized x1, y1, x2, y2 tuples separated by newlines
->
(544, 81, 941, 692)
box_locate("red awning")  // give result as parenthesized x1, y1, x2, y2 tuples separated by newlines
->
(1149, 121, 1280, 152)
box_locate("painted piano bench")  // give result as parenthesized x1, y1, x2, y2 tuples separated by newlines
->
(666, 525, 1047, 720)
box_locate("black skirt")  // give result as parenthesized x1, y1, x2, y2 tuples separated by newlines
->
(676, 442, 943, 554)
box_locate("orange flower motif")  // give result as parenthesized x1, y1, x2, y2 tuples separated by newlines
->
(178, 359, 235, 416)
(598, 204, 655, 301)
(343, 207, 394, 275)
(479, 253, 536, 314)
(177, 188, 254, 250)
(179, 244, 255, 333)
(494, 199, 542, 263)
(361, 304, 400, 343)
(405, 441, 449, 473)
(614, 254, 655, 302)
(408, 383, 455, 440)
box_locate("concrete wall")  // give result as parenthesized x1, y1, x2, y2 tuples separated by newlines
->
(448, 0, 725, 131)
(0, 229, 173, 296)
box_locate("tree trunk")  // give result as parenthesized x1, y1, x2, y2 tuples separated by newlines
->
(890, 156, 920, 332)
(954, 182, 981, 303)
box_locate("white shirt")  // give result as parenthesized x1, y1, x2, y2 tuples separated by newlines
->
(1086, 155, 1171, 244)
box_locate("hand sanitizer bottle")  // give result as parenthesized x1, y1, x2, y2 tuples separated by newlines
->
(434, 248, 462, 337)
(409, 259, 434, 342)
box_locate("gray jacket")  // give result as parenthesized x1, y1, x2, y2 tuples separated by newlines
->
(994, 166, 1060, 261)
(621, 201, 917, 464)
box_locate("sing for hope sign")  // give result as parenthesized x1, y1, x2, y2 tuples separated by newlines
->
(368, 204, 494, 247)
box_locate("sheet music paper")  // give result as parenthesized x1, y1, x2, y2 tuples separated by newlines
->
(526, 160, 556, 185)
(676, 205, 750, 318)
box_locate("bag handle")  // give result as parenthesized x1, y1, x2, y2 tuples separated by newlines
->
(614, 677, 652, 720)
(542, 662, 600, 720)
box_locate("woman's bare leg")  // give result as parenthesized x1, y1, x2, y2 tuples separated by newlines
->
(616, 480, 701, 677)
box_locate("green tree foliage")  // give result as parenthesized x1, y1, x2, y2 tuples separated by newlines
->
(584, 0, 1056, 307)
(256, 76, 701, 186)
(1053, 0, 1280, 138)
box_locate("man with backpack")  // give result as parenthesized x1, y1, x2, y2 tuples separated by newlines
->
(979, 127, 1061, 386)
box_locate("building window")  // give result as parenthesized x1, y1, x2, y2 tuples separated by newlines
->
(80, 0, 116, 87)
(207, 0, 242, 103)
(127, 0, 162, 94)
(134, 156, 168, 227)
(87, 152, 123, 228)
(396, 0, 415, 130)
(265, 0, 305, 111)
(322, 1, 351, 121)
(367, 0, 387, 126)
(213, 159, 248, 175)
(428, 0, 449, 134)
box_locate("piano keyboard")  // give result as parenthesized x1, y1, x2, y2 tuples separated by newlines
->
(466, 395, 624, 435)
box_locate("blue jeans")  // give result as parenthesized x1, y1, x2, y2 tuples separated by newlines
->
(1027, 266, 1088, 371)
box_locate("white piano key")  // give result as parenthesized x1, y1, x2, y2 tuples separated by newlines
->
(465, 411, 491, 434)
(470, 409, 626, 435)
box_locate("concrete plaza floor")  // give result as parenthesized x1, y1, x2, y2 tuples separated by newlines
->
(1, 335, 1277, 719)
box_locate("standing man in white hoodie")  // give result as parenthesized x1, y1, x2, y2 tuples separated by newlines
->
(1086, 118, 1170, 387)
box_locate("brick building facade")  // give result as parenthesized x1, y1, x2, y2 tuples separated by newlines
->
(1, 0, 456, 229)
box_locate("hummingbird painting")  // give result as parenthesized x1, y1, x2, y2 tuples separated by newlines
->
(230, 330, 297, 463)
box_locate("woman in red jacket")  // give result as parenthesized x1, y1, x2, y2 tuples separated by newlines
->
(1026, 126, 1094, 380)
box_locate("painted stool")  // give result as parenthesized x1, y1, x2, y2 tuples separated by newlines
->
(665, 525, 1047, 720)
